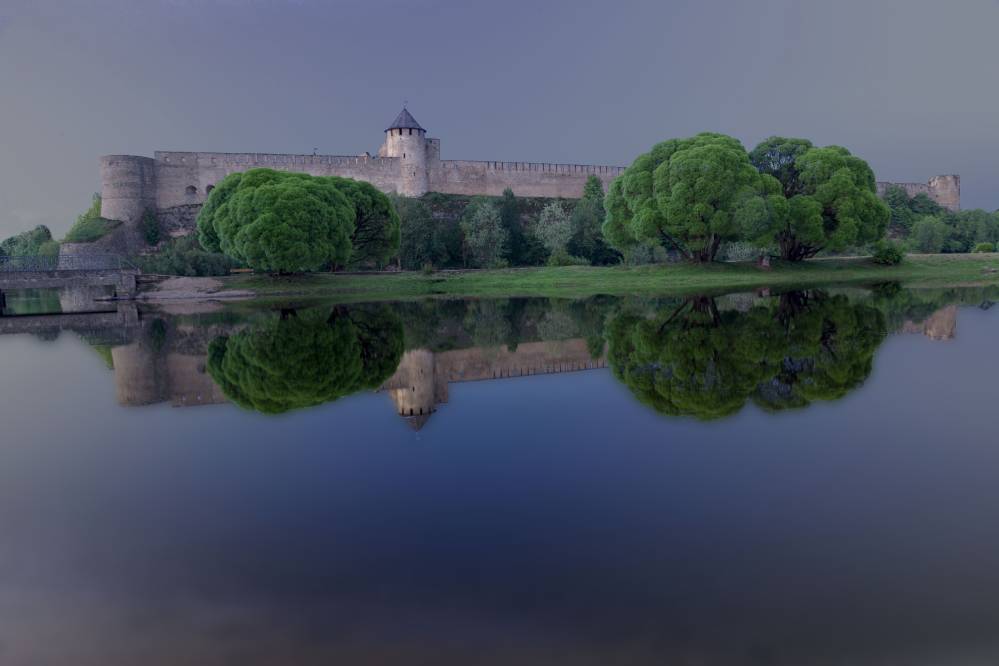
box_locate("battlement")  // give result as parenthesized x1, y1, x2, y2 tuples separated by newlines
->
(154, 151, 397, 168)
(439, 160, 625, 177)
(95, 107, 960, 251)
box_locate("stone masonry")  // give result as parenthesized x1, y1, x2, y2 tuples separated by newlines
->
(98, 107, 960, 249)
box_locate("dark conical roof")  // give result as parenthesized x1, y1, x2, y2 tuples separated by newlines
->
(386, 107, 424, 132)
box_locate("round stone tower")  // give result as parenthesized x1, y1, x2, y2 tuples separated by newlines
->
(381, 108, 428, 197)
(100, 155, 157, 224)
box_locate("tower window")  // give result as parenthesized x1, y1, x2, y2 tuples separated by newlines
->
(185, 185, 197, 195)
(206, 185, 215, 194)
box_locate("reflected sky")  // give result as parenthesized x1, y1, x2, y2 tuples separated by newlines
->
(0, 289, 998, 664)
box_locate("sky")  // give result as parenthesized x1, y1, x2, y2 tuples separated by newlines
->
(1, 0, 998, 238)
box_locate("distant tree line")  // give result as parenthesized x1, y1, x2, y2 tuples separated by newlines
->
(883, 185, 999, 254)
(396, 176, 620, 270)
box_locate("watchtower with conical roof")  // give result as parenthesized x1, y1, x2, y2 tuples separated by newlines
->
(380, 107, 429, 196)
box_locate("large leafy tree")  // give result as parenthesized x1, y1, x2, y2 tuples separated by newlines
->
(603, 133, 782, 262)
(207, 305, 403, 414)
(197, 169, 356, 273)
(749, 137, 890, 260)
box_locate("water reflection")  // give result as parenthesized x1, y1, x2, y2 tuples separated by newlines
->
(607, 291, 887, 418)
(10, 284, 994, 424)
(207, 305, 404, 414)
(1, 284, 999, 664)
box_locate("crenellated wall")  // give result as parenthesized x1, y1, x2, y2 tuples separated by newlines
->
(431, 160, 624, 198)
(95, 114, 959, 252)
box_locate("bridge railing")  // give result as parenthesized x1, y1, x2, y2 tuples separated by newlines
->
(0, 254, 137, 273)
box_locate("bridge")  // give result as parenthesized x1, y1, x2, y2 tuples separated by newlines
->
(0, 303, 140, 343)
(0, 254, 140, 313)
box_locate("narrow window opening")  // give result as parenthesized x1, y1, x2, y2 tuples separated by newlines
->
(185, 185, 197, 195)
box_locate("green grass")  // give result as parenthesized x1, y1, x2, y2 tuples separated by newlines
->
(63, 217, 121, 243)
(215, 253, 999, 303)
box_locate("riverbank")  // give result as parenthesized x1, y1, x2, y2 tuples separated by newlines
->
(135, 254, 999, 303)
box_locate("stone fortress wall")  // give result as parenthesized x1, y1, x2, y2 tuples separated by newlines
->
(876, 175, 960, 212)
(97, 108, 625, 246)
(97, 108, 960, 249)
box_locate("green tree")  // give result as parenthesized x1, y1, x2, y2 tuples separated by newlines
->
(460, 201, 508, 268)
(882, 185, 915, 233)
(749, 137, 814, 198)
(1, 225, 58, 258)
(909, 215, 950, 253)
(749, 138, 890, 260)
(603, 133, 780, 263)
(534, 201, 572, 257)
(947, 209, 998, 253)
(909, 192, 945, 217)
(569, 176, 620, 265)
(207, 305, 403, 414)
(196, 169, 355, 273)
(397, 196, 447, 269)
(327, 177, 400, 268)
(497, 188, 531, 266)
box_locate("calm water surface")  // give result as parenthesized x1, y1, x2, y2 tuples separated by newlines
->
(1, 285, 998, 665)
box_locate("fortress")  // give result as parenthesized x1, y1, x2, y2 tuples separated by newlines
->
(97, 107, 960, 249)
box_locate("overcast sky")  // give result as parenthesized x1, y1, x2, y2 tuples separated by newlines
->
(1, 0, 997, 238)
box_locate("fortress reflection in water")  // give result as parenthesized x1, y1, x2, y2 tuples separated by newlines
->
(0, 288, 973, 426)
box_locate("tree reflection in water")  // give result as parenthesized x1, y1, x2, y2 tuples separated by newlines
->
(607, 291, 887, 419)
(207, 304, 404, 414)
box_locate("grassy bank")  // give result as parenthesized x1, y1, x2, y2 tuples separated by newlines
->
(213, 254, 999, 303)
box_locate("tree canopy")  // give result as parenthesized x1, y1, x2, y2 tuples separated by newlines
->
(0, 225, 59, 258)
(326, 177, 400, 268)
(197, 169, 400, 273)
(748, 138, 889, 260)
(603, 133, 783, 262)
(207, 305, 404, 414)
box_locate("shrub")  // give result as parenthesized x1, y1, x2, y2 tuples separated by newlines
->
(64, 193, 121, 243)
(64, 216, 122, 243)
(136, 235, 239, 276)
(38, 240, 60, 257)
(872, 240, 905, 266)
(546, 249, 590, 267)
(973, 242, 995, 253)
(421, 262, 435, 275)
